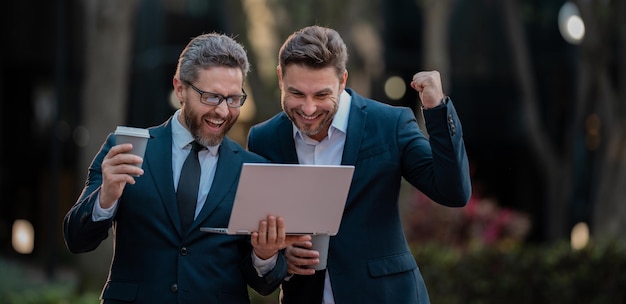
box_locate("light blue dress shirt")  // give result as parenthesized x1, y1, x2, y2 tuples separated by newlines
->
(92, 109, 219, 221)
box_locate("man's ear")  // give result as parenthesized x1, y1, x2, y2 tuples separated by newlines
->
(173, 77, 185, 105)
(339, 70, 348, 91)
(276, 66, 284, 90)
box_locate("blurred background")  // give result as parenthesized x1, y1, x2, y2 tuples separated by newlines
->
(1, 0, 625, 303)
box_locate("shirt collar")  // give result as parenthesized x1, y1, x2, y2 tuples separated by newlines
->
(172, 109, 220, 156)
(292, 90, 351, 141)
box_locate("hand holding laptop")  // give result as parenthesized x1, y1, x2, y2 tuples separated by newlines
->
(251, 215, 311, 260)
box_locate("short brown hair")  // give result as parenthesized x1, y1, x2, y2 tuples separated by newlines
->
(278, 25, 348, 78)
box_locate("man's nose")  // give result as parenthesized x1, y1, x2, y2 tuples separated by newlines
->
(301, 98, 316, 116)
(215, 101, 229, 116)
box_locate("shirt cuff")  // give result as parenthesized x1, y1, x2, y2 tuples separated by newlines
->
(92, 193, 118, 221)
(251, 252, 278, 277)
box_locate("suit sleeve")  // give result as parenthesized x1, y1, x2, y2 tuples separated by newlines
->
(63, 134, 115, 253)
(241, 249, 288, 296)
(401, 98, 471, 206)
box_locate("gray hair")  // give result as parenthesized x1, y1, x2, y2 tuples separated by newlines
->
(175, 33, 250, 83)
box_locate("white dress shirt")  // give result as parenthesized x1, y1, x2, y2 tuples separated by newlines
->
(292, 90, 351, 304)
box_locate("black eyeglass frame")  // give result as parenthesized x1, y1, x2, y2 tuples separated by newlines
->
(183, 80, 247, 108)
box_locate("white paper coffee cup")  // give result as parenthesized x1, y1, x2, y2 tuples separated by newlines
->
(308, 234, 330, 270)
(114, 126, 149, 169)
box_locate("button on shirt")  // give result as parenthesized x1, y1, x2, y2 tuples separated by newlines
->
(293, 90, 351, 304)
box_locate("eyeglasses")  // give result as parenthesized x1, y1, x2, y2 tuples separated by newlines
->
(184, 80, 247, 108)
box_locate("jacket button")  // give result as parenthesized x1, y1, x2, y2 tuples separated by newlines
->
(180, 247, 188, 255)
(171, 283, 178, 292)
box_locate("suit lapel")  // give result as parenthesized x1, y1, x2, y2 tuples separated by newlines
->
(191, 137, 240, 230)
(278, 114, 300, 164)
(142, 119, 183, 234)
(341, 89, 367, 166)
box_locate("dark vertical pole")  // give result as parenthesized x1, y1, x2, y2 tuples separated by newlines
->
(46, 0, 66, 279)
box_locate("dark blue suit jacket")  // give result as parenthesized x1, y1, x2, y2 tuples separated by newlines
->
(247, 89, 471, 304)
(64, 117, 287, 303)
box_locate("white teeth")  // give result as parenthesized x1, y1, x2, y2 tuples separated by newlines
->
(300, 113, 319, 120)
(208, 119, 224, 126)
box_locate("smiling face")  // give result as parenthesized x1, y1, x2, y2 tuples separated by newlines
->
(174, 66, 243, 146)
(279, 64, 347, 142)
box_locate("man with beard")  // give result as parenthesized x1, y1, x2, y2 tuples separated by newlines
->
(247, 26, 471, 303)
(64, 33, 308, 303)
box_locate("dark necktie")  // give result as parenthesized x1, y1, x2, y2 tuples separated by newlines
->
(177, 141, 202, 232)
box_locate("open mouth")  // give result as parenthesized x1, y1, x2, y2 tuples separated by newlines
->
(206, 118, 225, 129)
(298, 112, 322, 122)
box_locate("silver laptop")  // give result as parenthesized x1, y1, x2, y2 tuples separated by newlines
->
(200, 163, 355, 235)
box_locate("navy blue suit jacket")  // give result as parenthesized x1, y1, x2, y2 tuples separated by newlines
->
(64, 117, 287, 303)
(247, 89, 471, 304)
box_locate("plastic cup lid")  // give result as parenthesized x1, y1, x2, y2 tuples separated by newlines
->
(114, 126, 150, 138)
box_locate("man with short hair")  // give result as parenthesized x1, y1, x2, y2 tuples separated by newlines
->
(64, 33, 307, 303)
(248, 25, 471, 304)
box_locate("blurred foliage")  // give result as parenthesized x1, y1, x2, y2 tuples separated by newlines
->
(249, 288, 280, 304)
(413, 240, 626, 304)
(0, 259, 99, 304)
(4, 240, 625, 304)
(405, 189, 532, 251)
